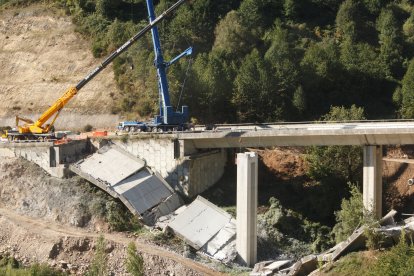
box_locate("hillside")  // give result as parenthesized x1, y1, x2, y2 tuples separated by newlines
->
(0, 4, 120, 130)
(0, 156, 225, 275)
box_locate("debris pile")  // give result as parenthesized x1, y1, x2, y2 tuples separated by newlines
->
(251, 209, 414, 276)
(70, 144, 238, 262)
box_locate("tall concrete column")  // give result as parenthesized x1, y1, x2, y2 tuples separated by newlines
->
(236, 152, 258, 267)
(363, 145, 382, 218)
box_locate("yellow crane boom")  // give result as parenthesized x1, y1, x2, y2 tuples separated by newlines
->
(7, 0, 186, 140)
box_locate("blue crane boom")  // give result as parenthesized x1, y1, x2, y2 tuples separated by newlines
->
(146, 0, 191, 128)
(118, 0, 192, 133)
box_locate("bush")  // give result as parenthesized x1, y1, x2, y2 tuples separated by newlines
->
(105, 200, 141, 232)
(261, 197, 333, 256)
(126, 242, 144, 276)
(87, 235, 107, 276)
(366, 231, 414, 276)
(0, 256, 65, 276)
(120, 134, 129, 143)
(332, 183, 364, 243)
(83, 124, 93, 132)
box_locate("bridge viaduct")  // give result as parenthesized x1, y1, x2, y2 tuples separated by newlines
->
(177, 121, 414, 265)
(179, 121, 414, 217)
(2, 121, 414, 266)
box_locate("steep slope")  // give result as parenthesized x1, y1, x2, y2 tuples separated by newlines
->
(0, 4, 120, 129)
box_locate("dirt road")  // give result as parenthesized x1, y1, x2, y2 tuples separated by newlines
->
(0, 207, 226, 275)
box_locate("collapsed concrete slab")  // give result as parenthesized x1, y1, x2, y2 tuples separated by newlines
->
(167, 196, 232, 249)
(75, 146, 145, 185)
(250, 260, 292, 276)
(331, 226, 367, 261)
(70, 144, 182, 225)
(166, 196, 237, 261)
(70, 144, 237, 262)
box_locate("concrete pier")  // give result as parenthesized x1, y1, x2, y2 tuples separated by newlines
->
(236, 152, 258, 267)
(363, 145, 383, 218)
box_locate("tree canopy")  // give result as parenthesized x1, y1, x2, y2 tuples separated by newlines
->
(12, 0, 414, 123)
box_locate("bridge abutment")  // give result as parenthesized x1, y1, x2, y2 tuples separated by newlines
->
(113, 137, 227, 198)
(363, 145, 382, 218)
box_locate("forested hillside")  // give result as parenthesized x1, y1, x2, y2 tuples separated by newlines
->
(3, 0, 414, 123)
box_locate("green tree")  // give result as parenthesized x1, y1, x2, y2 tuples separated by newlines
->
(300, 39, 344, 117)
(363, 0, 389, 15)
(332, 184, 364, 243)
(95, 0, 120, 18)
(264, 22, 299, 119)
(125, 242, 144, 276)
(292, 85, 306, 117)
(191, 51, 236, 123)
(213, 10, 255, 58)
(166, 0, 238, 52)
(233, 48, 278, 122)
(87, 235, 108, 276)
(306, 105, 365, 182)
(336, 0, 362, 41)
(376, 7, 403, 78)
(238, 0, 282, 37)
(403, 10, 414, 44)
(399, 59, 414, 118)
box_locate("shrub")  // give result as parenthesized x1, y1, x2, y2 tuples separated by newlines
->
(332, 183, 364, 243)
(125, 242, 144, 276)
(87, 235, 107, 276)
(363, 212, 385, 251)
(366, 231, 414, 276)
(83, 124, 93, 132)
(105, 200, 141, 232)
(120, 134, 129, 144)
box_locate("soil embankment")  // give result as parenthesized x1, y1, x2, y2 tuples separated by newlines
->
(0, 4, 120, 130)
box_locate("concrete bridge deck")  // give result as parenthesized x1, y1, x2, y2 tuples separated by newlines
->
(179, 121, 414, 148)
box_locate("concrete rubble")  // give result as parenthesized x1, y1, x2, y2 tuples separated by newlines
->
(251, 260, 292, 276)
(70, 144, 237, 262)
(250, 209, 414, 276)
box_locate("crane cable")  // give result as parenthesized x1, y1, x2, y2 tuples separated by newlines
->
(176, 56, 192, 111)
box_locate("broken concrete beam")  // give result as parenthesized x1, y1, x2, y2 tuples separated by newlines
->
(211, 239, 237, 263)
(332, 226, 367, 261)
(287, 255, 317, 276)
(264, 259, 292, 272)
(251, 260, 273, 275)
(379, 209, 397, 226)
(317, 241, 344, 262)
(404, 216, 414, 224)
(69, 164, 119, 198)
(205, 218, 236, 257)
(378, 220, 414, 245)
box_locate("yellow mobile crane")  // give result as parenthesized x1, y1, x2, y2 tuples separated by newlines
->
(6, 0, 186, 141)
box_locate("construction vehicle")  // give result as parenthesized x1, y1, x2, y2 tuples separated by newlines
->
(5, 0, 187, 141)
(118, 0, 192, 133)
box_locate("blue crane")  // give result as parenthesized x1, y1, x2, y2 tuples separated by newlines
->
(147, 0, 192, 129)
(118, 0, 192, 133)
